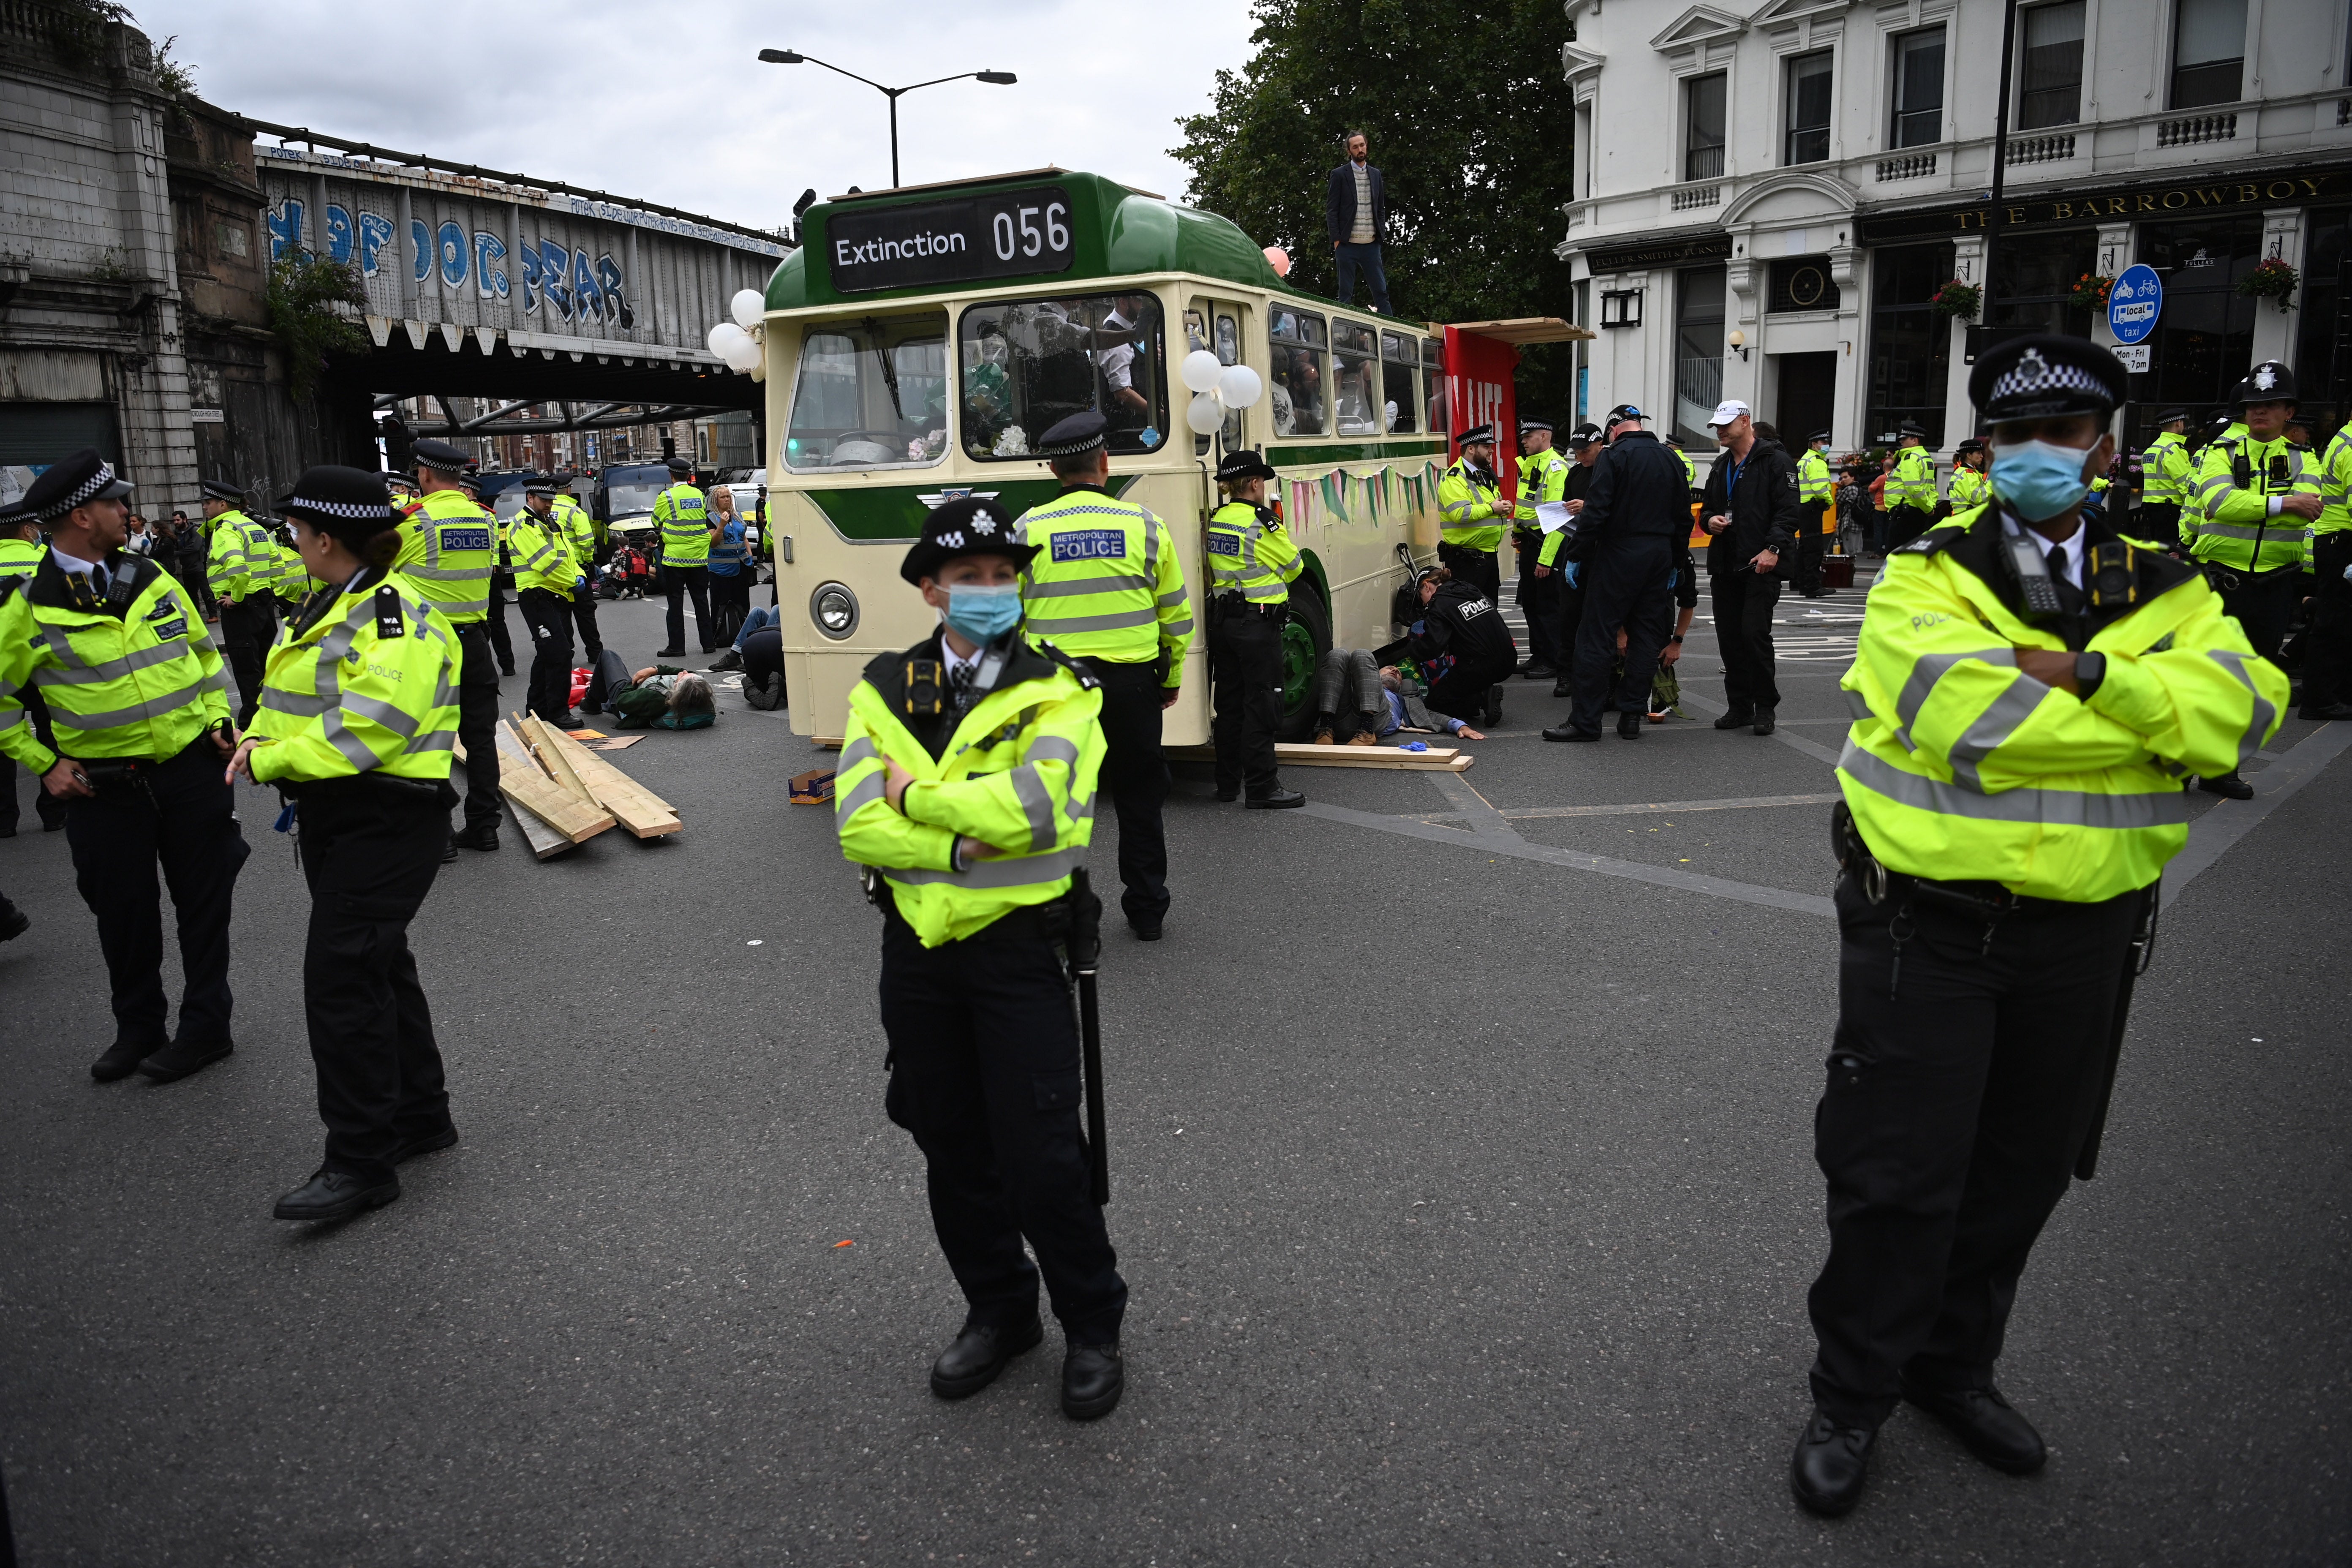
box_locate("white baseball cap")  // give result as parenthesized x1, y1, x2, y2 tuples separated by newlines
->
(1705, 400, 1752, 428)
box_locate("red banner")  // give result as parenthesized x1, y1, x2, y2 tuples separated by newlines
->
(1443, 328, 1519, 502)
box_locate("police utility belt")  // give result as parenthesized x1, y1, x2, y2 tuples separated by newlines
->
(1212, 590, 1285, 623)
(1832, 798, 2053, 920)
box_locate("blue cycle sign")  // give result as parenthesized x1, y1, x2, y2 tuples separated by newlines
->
(2109, 263, 2162, 345)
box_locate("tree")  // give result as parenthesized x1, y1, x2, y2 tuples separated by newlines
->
(1171, 0, 1582, 422)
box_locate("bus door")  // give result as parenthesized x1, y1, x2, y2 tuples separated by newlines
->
(1183, 298, 1252, 473)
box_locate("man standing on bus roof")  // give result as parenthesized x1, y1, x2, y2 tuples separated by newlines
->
(652, 457, 716, 657)
(1013, 411, 1193, 941)
(1204, 448, 1304, 808)
(1436, 423, 1509, 603)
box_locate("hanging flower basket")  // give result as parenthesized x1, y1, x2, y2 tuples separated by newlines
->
(1928, 278, 1981, 321)
(2238, 257, 2299, 311)
(2065, 272, 2114, 312)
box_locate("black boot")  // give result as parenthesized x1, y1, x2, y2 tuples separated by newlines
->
(1246, 786, 1306, 809)
(90, 1034, 161, 1082)
(1617, 710, 1643, 739)
(272, 1168, 400, 1223)
(1900, 1380, 2047, 1475)
(929, 1317, 1043, 1399)
(1062, 1340, 1124, 1420)
(1542, 723, 1600, 742)
(1483, 685, 1505, 727)
(453, 819, 500, 851)
(1712, 708, 1756, 730)
(138, 1036, 234, 1083)
(2197, 773, 2254, 800)
(1789, 1409, 1876, 1516)
(1753, 706, 1777, 736)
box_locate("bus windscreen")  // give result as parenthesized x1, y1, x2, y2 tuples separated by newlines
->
(958, 294, 1167, 460)
(785, 312, 950, 472)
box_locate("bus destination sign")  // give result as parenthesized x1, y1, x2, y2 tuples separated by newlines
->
(825, 186, 1077, 294)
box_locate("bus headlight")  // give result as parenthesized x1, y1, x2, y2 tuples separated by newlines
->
(810, 581, 859, 640)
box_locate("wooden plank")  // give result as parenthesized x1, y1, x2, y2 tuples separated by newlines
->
(489, 724, 616, 846)
(1268, 752, 1473, 771)
(517, 716, 598, 805)
(533, 723, 683, 838)
(1166, 741, 1461, 766)
(455, 733, 607, 857)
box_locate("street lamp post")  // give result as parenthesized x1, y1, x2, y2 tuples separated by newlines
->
(757, 49, 1017, 189)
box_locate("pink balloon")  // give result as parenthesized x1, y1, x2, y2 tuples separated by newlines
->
(1263, 246, 1290, 278)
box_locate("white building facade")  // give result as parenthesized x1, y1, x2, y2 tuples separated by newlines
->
(1556, 0, 2352, 461)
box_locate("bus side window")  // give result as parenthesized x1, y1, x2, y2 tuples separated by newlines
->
(1268, 308, 1328, 438)
(1422, 336, 1449, 437)
(1381, 330, 1419, 434)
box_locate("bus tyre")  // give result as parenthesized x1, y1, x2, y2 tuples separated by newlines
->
(1276, 581, 1333, 742)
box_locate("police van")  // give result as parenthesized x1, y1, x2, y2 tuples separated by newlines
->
(752, 167, 1584, 742)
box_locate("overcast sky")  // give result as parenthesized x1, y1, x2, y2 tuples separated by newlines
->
(136, 0, 1260, 233)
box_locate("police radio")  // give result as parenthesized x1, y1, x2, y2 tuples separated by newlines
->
(2000, 530, 2066, 618)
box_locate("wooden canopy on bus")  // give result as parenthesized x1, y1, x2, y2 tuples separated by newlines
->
(1437, 317, 1596, 345)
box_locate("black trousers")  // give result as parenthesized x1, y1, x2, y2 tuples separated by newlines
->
(2303, 532, 2352, 708)
(664, 564, 713, 652)
(3, 684, 69, 833)
(1568, 538, 1673, 734)
(2139, 502, 2182, 547)
(1712, 571, 1783, 715)
(1424, 654, 1514, 721)
(1884, 505, 1935, 553)
(454, 624, 501, 828)
(1081, 658, 1170, 928)
(1438, 542, 1500, 603)
(218, 599, 275, 729)
(1551, 568, 1589, 684)
(710, 570, 752, 645)
(2210, 564, 2302, 662)
(297, 785, 450, 1185)
(568, 585, 605, 664)
(63, 736, 248, 1049)
(1795, 527, 1826, 596)
(1209, 608, 1283, 795)
(519, 588, 575, 722)
(1808, 874, 2147, 1427)
(486, 584, 517, 674)
(881, 911, 1126, 1343)
(1514, 534, 1561, 670)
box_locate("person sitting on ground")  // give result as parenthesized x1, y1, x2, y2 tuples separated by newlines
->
(1372, 566, 1516, 728)
(709, 603, 788, 708)
(585, 653, 718, 730)
(1311, 648, 1485, 743)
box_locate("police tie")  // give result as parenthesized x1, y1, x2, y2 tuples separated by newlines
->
(949, 662, 976, 716)
(2047, 544, 2086, 619)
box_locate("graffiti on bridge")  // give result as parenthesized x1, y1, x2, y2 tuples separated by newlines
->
(267, 200, 634, 327)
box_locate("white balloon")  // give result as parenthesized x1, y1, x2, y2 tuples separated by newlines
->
(708, 321, 749, 358)
(1186, 392, 1224, 434)
(724, 338, 763, 373)
(1217, 363, 1263, 409)
(730, 289, 766, 330)
(1180, 349, 1224, 394)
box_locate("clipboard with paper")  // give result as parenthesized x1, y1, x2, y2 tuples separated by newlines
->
(1535, 501, 1576, 533)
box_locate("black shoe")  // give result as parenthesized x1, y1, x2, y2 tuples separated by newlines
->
(1214, 789, 1239, 803)
(1130, 921, 1163, 942)
(1617, 712, 1643, 739)
(454, 819, 500, 851)
(1789, 1409, 1876, 1516)
(929, 1317, 1043, 1400)
(1901, 1382, 2047, 1475)
(1713, 709, 1756, 730)
(2298, 701, 2352, 720)
(90, 1035, 161, 1082)
(138, 1037, 233, 1083)
(442, 835, 459, 863)
(709, 649, 745, 672)
(498, 665, 517, 678)
(655, 647, 685, 657)
(0, 904, 28, 944)
(1521, 662, 1557, 681)
(1246, 787, 1306, 809)
(1551, 680, 1573, 699)
(1062, 1340, 1124, 1421)
(42, 813, 66, 832)
(388, 1124, 460, 1165)
(1483, 685, 1505, 727)
(1542, 724, 1601, 742)
(272, 1168, 400, 1223)
(1753, 707, 1777, 736)
(2197, 773, 2254, 800)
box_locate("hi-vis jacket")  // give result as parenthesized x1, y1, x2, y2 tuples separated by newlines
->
(1436, 458, 1506, 552)
(393, 488, 497, 623)
(652, 482, 710, 566)
(0, 536, 42, 580)
(836, 632, 1105, 947)
(2190, 425, 2318, 573)
(1838, 501, 2285, 903)
(1015, 484, 1193, 684)
(1798, 447, 1837, 532)
(1945, 463, 1990, 513)
(2140, 430, 2194, 509)
(205, 508, 271, 602)
(1512, 449, 1571, 531)
(1204, 499, 1302, 605)
(2310, 423, 2352, 542)
(0, 551, 231, 772)
(508, 509, 577, 596)
(248, 567, 460, 785)
(1886, 446, 1938, 512)
(550, 493, 598, 571)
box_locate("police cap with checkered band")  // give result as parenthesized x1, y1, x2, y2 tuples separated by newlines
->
(271, 466, 397, 548)
(899, 495, 1038, 585)
(1968, 333, 2128, 422)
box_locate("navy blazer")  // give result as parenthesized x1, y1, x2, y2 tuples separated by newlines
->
(1326, 162, 1387, 244)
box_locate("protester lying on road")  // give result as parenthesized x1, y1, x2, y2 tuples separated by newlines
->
(586, 652, 717, 730)
(1310, 648, 1485, 743)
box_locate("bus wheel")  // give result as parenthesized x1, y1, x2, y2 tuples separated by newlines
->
(1276, 581, 1333, 741)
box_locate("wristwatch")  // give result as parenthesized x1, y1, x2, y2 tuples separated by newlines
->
(1667, 634, 1685, 645)
(2074, 651, 2106, 699)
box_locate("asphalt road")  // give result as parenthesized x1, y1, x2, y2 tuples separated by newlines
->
(2, 581, 2346, 1567)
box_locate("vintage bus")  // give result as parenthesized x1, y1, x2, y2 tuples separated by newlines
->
(751, 167, 1585, 742)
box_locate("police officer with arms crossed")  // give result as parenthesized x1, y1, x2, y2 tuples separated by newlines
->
(0, 450, 249, 1082)
(0, 502, 69, 836)
(835, 495, 1129, 1420)
(396, 439, 501, 851)
(1203, 448, 1304, 809)
(512, 482, 583, 727)
(1435, 423, 1509, 601)
(1791, 335, 2286, 1516)
(1015, 412, 1193, 941)
(653, 457, 716, 656)
(1512, 419, 1572, 678)
(548, 471, 605, 665)
(1882, 422, 1938, 550)
(229, 466, 464, 1223)
(201, 478, 274, 727)
(2137, 409, 2193, 547)
(1543, 404, 1682, 743)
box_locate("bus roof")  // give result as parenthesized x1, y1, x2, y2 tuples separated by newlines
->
(763, 169, 1293, 313)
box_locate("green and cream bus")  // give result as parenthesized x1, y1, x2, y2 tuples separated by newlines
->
(750, 167, 1582, 743)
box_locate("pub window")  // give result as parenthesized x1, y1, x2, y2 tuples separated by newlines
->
(1685, 73, 1726, 182)
(956, 295, 1168, 462)
(1890, 28, 1945, 150)
(1988, 230, 2098, 340)
(2170, 0, 2246, 110)
(1784, 51, 1833, 166)
(2017, 1, 2085, 131)
(1674, 266, 1726, 447)
(1768, 256, 1841, 313)
(1865, 242, 1953, 448)
(2293, 205, 2352, 451)
(2136, 215, 2265, 452)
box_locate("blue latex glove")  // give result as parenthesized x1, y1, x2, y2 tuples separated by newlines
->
(1563, 562, 1582, 588)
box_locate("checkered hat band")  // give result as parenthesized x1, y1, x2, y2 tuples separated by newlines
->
(41, 461, 117, 517)
(1988, 360, 2110, 406)
(1039, 434, 1105, 457)
(290, 497, 393, 521)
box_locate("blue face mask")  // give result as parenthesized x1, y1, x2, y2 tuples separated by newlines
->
(942, 581, 1022, 643)
(1990, 439, 2096, 522)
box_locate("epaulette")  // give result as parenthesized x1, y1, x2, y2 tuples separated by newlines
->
(373, 583, 406, 638)
(1897, 522, 1970, 555)
(1031, 637, 1101, 690)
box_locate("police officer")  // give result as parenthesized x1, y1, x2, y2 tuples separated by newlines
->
(0, 450, 248, 1082)
(1512, 419, 1572, 678)
(1794, 429, 1836, 597)
(483, 482, 520, 680)
(1944, 438, 1990, 514)
(396, 439, 501, 851)
(1435, 423, 1509, 601)
(201, 479, 274, 727)
(1883, 422, 1938, 550)
(1534, 422, 1606, 697)
(2303, 405, 2352, 720)
(652, 457, 715, 656)
(1543, 405, 1682, 743)
(1203, 449, 1304, 809)
(512, 482, 582, 726)
(229, 466, 463, 1223)
(2186, 360, 2319, 796)
(1014, 412, 1193, 941)
(1384, 565, 1515, 727)
(2137, 408, 2193, 547)
(835, 495, 1128, 1421)
(1791, 335, 2286, 1516)
(0, 503, 68, 836)
(549, 471, 605, 664)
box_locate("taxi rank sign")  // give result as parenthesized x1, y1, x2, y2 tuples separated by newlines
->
(825, 185, 1076, 293)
